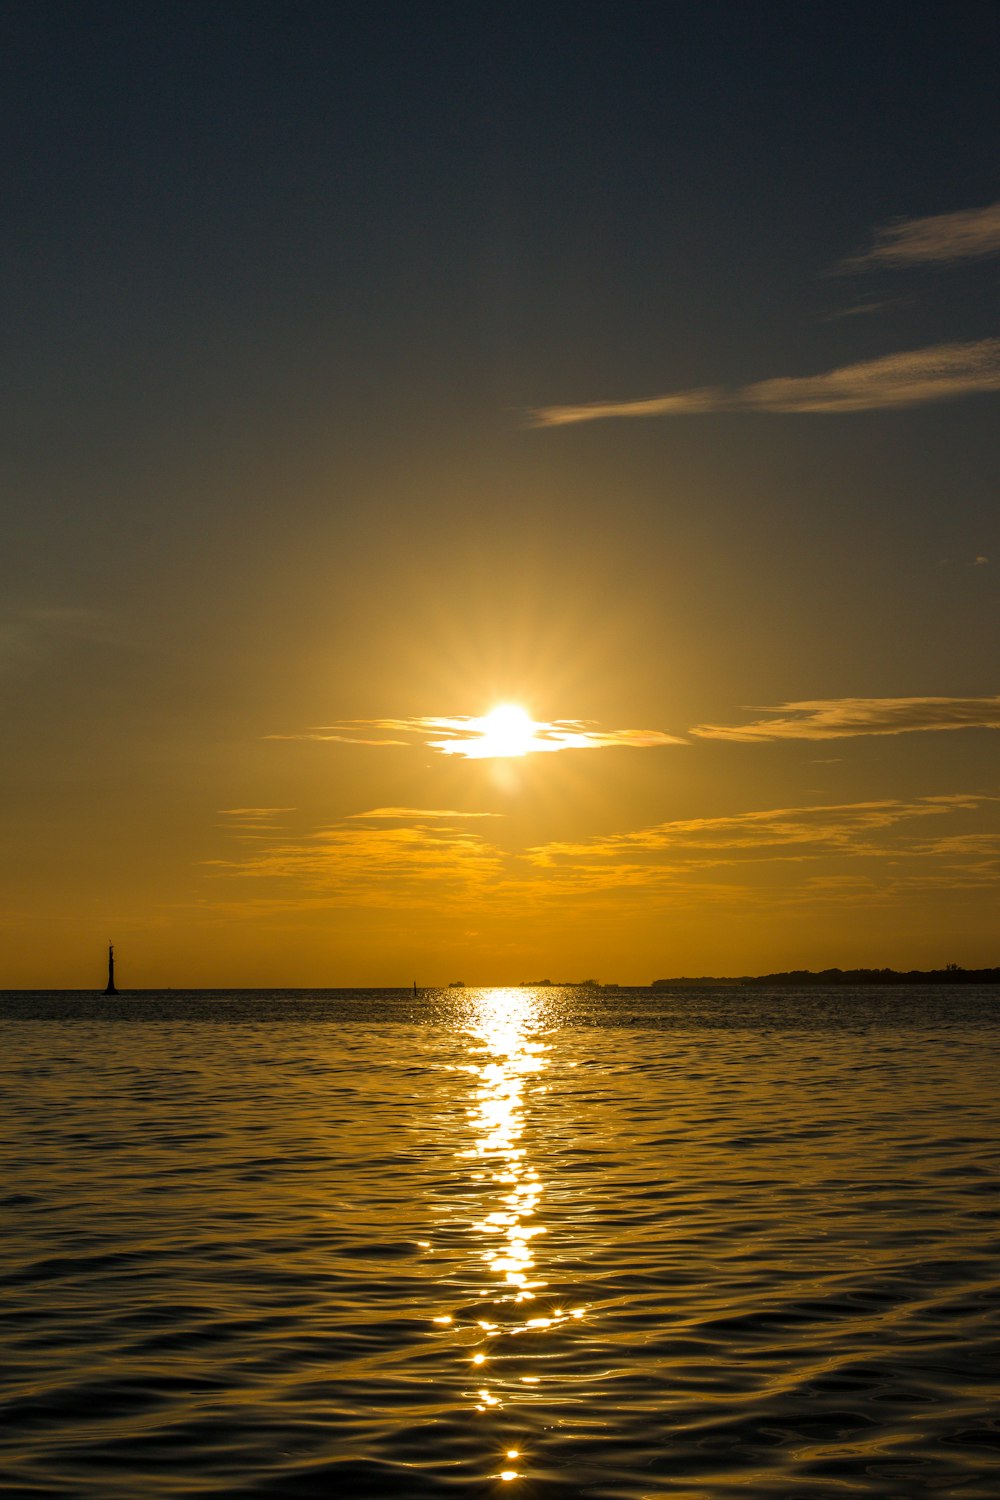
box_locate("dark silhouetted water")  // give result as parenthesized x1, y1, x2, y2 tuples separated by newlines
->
(2, 986, 999, 1497)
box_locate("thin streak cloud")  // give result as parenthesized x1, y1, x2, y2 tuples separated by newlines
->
(344, 807, 501, 820)
(529, 339, 1000, 426)
(217, 807, 296, 835)
(205, 821, 503, 909)
(203, 795, 996, 919)
(218, 807, 296, 818)
(691, 697, 1000, 742)
(527, 796, 982, 864)
(839, 199, 1000, 270)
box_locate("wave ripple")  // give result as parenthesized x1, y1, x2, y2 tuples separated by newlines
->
(1, 986, 999, 1497)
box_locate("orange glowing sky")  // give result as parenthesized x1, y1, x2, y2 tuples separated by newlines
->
(1, 7, 997, 985)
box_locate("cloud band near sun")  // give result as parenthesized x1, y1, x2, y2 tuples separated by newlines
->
(268, 708, 683, 759)
(205, 793, 998, 918)
(691, 696, 1000, 742)
(528, 338, 1000, 426)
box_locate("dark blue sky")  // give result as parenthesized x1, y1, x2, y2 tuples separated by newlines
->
(5, 2, 998, 447)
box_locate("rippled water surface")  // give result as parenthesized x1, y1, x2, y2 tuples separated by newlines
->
(2, 986, 999, 1497)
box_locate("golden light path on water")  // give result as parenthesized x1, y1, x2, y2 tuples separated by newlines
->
(433, 988, 589, 1485)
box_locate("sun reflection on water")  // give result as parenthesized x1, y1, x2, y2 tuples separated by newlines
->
(429, 987, 591, 1483)
(463, 990, 548, 1309)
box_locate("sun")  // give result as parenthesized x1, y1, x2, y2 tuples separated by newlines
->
(476, 704, 536, 758)
(429, 702, 567, 758)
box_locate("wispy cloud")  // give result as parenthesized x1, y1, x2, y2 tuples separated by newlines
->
(344, 807, 501, 820)
(691, 697, 1000, 743)
(269, 714, 683, 758)
(518, 796, 999, 910)
(529, 338, 1000, 426)
(203, 795, 998, 919)
(206, 820, 503, 908)
(266, 725, 411, 747)
(217, 807, 296, 835)
(823, 296, 909, 321)
(839, 199, 1000, 271)
(527, 796, 981, 864)
(729, 341, 1000, 413)
(530, 389, 729, 426)
(219, 807, 296, 818)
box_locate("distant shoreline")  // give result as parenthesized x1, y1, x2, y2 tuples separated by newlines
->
(652, 967, 1000, 988)
(3, 967, 1000, 994)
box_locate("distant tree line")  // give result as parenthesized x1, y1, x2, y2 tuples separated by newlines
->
(741, 966, 1000, 985)
(652, 966, 1000, 988)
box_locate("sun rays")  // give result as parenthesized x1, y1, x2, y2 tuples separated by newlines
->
(270, 711, 682, 758)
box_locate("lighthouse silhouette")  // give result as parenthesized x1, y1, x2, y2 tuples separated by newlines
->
(104, 942, 118, 995)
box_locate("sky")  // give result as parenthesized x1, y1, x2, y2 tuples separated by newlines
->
(2, 1, 998, 986)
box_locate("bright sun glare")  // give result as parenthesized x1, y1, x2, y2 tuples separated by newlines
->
(477, 704, 536, 758)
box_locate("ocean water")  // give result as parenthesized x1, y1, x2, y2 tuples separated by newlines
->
(2, 986, 999, 1498)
